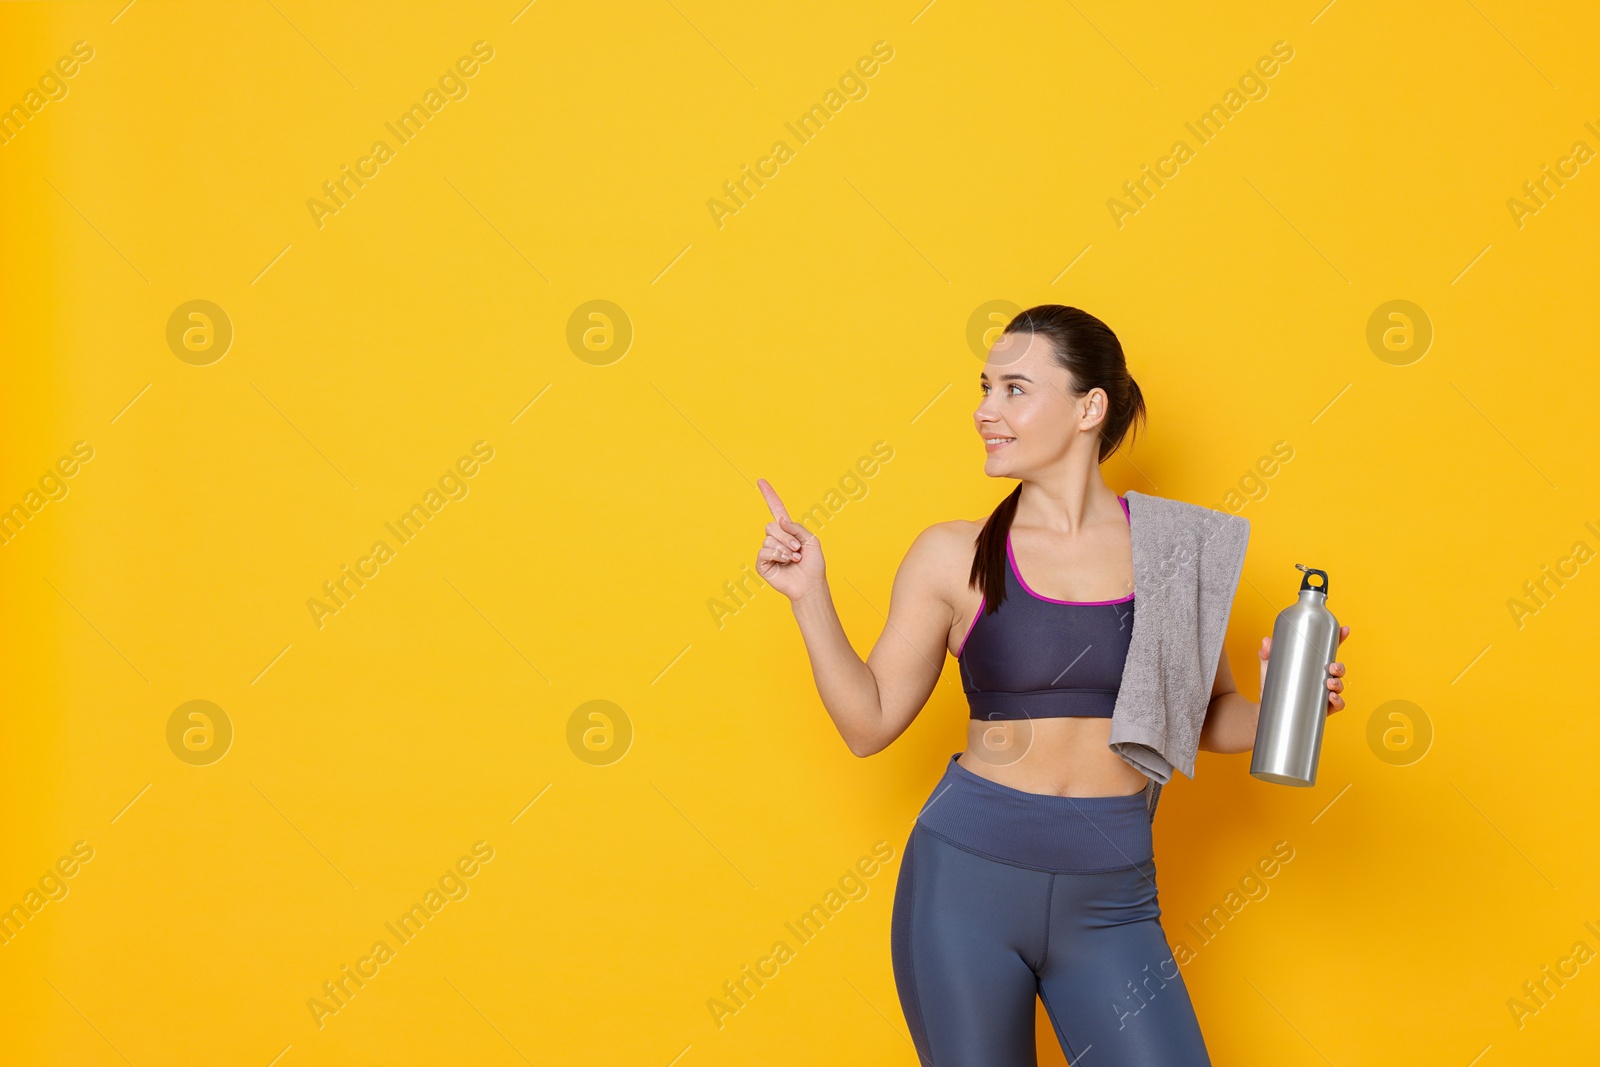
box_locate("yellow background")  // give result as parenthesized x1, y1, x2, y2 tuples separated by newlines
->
(3, 1, 1598, 1063)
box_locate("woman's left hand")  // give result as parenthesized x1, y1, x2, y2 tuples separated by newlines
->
(1259, 625, 1349, 716)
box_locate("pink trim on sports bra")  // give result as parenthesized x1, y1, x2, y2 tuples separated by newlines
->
(1005, 495, 1135, 606)
(956, 496, 1133, 658)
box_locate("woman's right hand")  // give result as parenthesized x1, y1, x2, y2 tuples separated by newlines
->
(756, 478, 826, 602)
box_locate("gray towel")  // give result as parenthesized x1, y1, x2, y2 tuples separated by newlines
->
(1109, 490, 1251, 791)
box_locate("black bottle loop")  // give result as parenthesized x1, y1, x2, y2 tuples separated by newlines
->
(1294, 563, 1329, 597)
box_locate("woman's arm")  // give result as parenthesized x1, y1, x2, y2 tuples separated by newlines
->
(787, 524, 958, 757)
(1199, 630, 1350, 754)
(755, 479, 956, 757)
(1198, 644, 1258, 754)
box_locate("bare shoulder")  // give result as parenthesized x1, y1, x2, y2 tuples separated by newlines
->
(898, 519, 984, 597)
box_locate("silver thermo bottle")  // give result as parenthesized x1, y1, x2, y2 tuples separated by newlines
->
(1250, 564, 1339, 787)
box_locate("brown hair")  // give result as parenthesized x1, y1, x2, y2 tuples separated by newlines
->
(968, 305, 1146, 615)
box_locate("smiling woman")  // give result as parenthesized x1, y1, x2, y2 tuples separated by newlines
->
(754, 302, 1347, 1065)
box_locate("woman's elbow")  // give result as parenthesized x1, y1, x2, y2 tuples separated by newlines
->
(845, 732, 889, 758)
(843, 715, 901, 757)
(839, 696, 896, 757)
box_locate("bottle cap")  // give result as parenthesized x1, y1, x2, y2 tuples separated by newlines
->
(1295, 563, 1329, 597)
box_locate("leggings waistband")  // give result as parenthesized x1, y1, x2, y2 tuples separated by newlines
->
(915, 753, 1153, 873)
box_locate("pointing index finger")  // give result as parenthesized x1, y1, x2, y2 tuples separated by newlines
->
(757, 478, 791, 523)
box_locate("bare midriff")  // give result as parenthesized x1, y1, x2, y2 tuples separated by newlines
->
(957, 718, 1149, 797)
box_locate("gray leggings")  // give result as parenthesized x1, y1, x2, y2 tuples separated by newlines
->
(890, 754, 1211, 1066)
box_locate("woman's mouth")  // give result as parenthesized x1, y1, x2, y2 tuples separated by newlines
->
(983, 436, 1015, 452)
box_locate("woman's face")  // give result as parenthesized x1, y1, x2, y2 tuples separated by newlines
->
(974, 331, 1099, 477)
